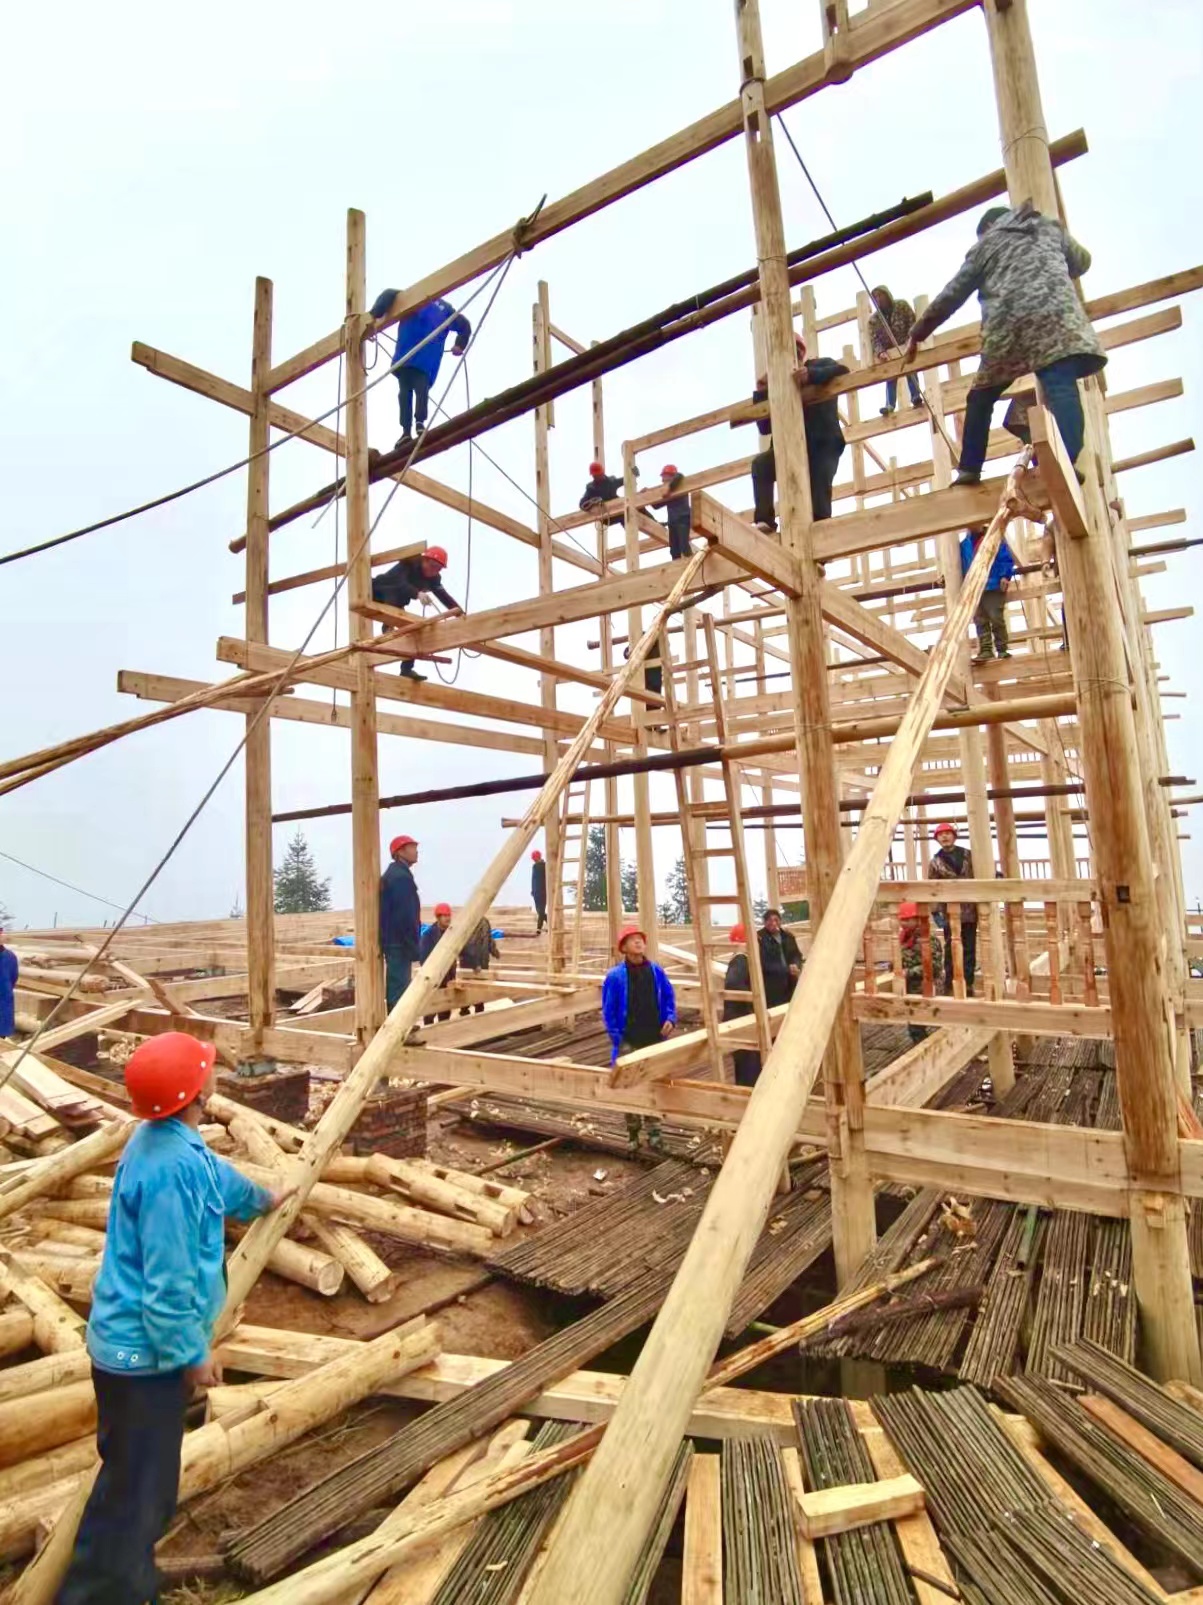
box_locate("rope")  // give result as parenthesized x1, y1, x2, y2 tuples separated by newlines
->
(0, 850, 157, 925)
(0, 247, 520, 1092)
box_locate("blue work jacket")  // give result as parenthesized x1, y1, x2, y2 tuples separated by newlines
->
(0, 946, 17, 1036)
(601, 960, 676, 1064)
(87, 1119, 272, 1375)
(960, 532, 1017, 591)
(371, 291, 471, 385)
(380, 859, 421, 958)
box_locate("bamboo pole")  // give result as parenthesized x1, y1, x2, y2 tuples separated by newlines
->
(221, 547, 709, 1321)
(521, 474, 1031, 1601)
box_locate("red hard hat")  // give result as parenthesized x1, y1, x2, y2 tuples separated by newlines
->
(616, 925, 647, 952)
(729, 922, 746, 943)
(390, 835, 417, 855)
(423, 546, 448, 568)
(932, 822, 958, 839)
(125, 1032, 215, 1122)
(434, 902, 452, 917)
(588, 461, 605, 475)
(660, 463, 679, 478)
(898, 901, 920, 919)
(531, 849, 542, 861)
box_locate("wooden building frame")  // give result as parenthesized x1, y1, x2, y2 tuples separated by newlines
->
(6, 2, 1203, 1597)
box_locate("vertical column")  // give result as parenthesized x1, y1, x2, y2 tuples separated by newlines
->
(756, 621, 781, 906)
(682, 605, 711, 913)
(735, 0, 873, 1283)
(982, 0, 1198, 1382)
(532, 281, 563, 968)
(244, 276, 276, 1054)
(345, 210, 384, 1041)
(592, 369, 624, 946)
(928, 366, 1014, 1093)
(624, 440, 659, 961)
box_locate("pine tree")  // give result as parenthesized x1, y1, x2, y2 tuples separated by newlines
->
(619, 861, 638, 914)
(229, 895, 244, 919)
(583, 826, 608, 912)
(752, 894, 769, 924)
(273, 830, 332, 914)
(657, 856, 691, 926)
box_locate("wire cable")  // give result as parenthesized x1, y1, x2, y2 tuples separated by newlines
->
(0, 850, 158, 925)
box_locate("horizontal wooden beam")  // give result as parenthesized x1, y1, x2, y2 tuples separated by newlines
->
(689, 493, 801, 595)
(116, 671, 548, 757)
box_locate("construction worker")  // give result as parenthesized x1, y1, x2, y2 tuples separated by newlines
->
(58, 1032, 291, 1605)
(369, 289, 471, 448)
(602, 926, 676, 1064)
(420, 902, 456, 1024)
(531, 849, 548, 934)
(758, 909, 803, 1008)
(927, 823, 977, 994)
(657, 464, 692, 560)
(0, 926, 17, 1040)
(899, 900, 943, 1044)
(961, 524, 1017, 662)
(751, 337, 850, 531)
(579, 461, 626, 525)
(459, 915, 499, 1015)
(869, 285, 923, 414)
(903, 204, 1105, 485)
(722, 923, 762, 1088)
(371, 546, 462, 681)
(380, 835, 421, 1011)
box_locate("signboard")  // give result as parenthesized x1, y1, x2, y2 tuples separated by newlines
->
(776, 866, 808, 901)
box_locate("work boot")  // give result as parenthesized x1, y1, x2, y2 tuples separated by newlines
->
(953, 468, 982, 486)
(399, 664, 427, 682)
(755, 519, 777, 535)
(880, 405, 895, 417)
(971, 649, 995, 666)
(395, 430, 413, 450)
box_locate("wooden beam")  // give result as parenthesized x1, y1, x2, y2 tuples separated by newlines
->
(688, 492, 801, 595)
(795, 1474, 925, 1541)
(864, 1024, 995, 1109)
(117, 671, 547, 757)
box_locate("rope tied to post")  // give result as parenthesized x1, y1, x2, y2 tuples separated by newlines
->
(510, 194, 548, 256)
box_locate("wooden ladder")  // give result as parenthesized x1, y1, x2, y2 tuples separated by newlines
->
(552, 778, 591, 973)
(658, 618, 773, 1080)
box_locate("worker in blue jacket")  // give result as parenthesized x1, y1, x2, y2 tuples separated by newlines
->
(601, 926, 676, 1064)
(0, 925, 18, 1038)
(370, 290, 472, 448)
(960, 524, 1017, 662)
(380, 834, 422, 1011)
(59, 1032, 290, 1605)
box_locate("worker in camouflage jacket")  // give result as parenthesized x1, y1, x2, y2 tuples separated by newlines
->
(899, 900, 942, 1044)
(869, 285, 922, 415)
(904, 203, 1106, 485)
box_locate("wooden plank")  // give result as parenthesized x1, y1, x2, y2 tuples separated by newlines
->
(681, 1454, 723, 1605)
(781, 1448, 827, 1605)
(1079, 1393, 1203, 1506)
(795, 1473, 925, 1541)
(1029, 404, 1088, 538)
(859, 1423, 957, 1605)
(813, 478, 1019, 563)
(864, 1024, 994, 1109)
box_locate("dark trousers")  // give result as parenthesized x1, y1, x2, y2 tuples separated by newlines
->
(59, 1366, 189, 1605)
(459, 966, 487, 1016)
(667, 516, 692, 561)
(751, 442, 843, 526)
(733, 1050, 762, 1088)
(384, 948, 413, 1013)
(944, 919, 978, 994)
(885, 374, 922, 409)
(534, 902, 547, 934)
(973, 589, 1008, 657)
(395, 366, 431, 434)
(959, 355, 1087, 475)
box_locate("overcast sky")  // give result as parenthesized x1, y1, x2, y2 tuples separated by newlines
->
(3, 0, 1201, 932)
